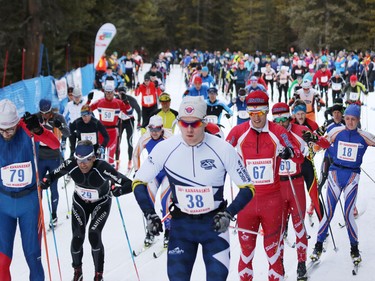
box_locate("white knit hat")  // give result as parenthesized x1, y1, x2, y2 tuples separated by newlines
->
(0, 99, 20, 129)
(178, 96, 207, 119)
(148, 115, 163, 127)
(72, 87, 82, 97)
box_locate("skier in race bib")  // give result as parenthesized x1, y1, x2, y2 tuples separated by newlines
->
(226, 91, 304, 281)
(133, 96, 255, 281)
(0, 99, 60, 281)
(40, 140, 132, 281)
(205, 87, 233, 126)
(227, 88, 249, 125)
(310, 104, 375, 267)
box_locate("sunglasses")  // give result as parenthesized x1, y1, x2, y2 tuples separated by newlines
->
(74, 151, 95, 164)
(274, 117, 289, 123)
(149, 126, 162, 132)
(178, 119, 204, 128)
(248, 110, 267, 117)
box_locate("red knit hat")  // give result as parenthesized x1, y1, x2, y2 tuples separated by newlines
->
(246, 90, 269, 111)
(193, 76, 202, 85)
(272, 102, 291, 118)
(350, 75, 357, 83)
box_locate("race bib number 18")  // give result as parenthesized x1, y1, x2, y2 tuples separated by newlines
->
(337, 141, 359, 162)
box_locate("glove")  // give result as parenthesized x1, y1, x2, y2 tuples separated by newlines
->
(279, 147, 294, 160)
(365, 90, 369, 96)
(183, 90, 189, 96)
(316, 126, 326, 136)
(40, 175, 51, 190)
(302, 130, 318, 143)
(136, 82, 140, 88)
(145, 212, 163, 236)
(87, 91, 94, 101)
(213, 211, 234, 233)
(317, 105, 321, 112)
(61, 141, 66, 151)
(231, 97, 237, 103)
(23, 112, 43, 135)
(53, 119, 62, 129)
(111, 185, 123, 197)
(225, 113, 231, 119)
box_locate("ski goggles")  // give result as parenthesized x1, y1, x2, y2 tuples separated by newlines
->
(273, 117, 289, 123)
(149, 126, 163, 132)
(248, 110, 267, 117)
(178, 119, 204, 129)
(74, 151, 95, 164)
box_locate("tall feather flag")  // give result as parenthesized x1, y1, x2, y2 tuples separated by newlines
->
(94, 23, 117, 69)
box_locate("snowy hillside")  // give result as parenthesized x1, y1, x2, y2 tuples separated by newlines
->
(11, 64, 375, 281)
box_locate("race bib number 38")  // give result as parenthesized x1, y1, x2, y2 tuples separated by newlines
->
(337, 141, 359, 162)
(1, 161, 33, 188)
(246, 158, 274, 185)
(175, 185, 214, 215)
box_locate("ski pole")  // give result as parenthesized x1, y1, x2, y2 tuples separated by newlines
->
(229, 226, 263, 236)
(286, 166, 311, 239)
(62, 175, 71, 218)
(115, 196, 141, 281)
(45, 188, 63, 281)
(318, 192, 338, 251)
(31, 135, 53, 281)
(360, 167, 375, 184)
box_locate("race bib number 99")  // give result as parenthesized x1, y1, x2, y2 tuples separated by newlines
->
(246, 158, 274, 185)
(337, 141, 359, 162)
(1, 161, 33, 188)
(175, 185, 214, 215)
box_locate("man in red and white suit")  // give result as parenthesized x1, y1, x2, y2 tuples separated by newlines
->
(226, 91, 304, 281)
(89, 83, 132, 168)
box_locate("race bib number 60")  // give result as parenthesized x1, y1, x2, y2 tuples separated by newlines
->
(175, 185, 214, 215)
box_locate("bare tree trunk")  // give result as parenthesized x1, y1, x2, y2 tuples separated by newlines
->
(24, 0, 43, 78)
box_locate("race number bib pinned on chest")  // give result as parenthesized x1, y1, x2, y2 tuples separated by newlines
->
(75, 186, 100, 202)
(246, 158, 274, 185)
(1, 161, 33, 188)
(337, 141, 359, 162)
(143, 95, 155, 105)
(238, 110, 249, 119)
(80, 132, 97, 144)
(279, 159, 297, 176)
(205, 115, 218, 124)
(101, 108, 116, 122)
(349, 92, 359, 101)
(175, 185, 214, 215)
(332, 82, 342, 91)
(321, 76, 328, 83)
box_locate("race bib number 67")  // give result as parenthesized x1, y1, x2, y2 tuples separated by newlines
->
(246, 158, 274, 185)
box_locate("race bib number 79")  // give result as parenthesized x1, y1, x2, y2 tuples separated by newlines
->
(175, 185, 214, 215)
(1, 161, 33, 188)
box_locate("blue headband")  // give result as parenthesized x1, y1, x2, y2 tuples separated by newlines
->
(75, 144, 94, 159)
(293, 104, 307, 114)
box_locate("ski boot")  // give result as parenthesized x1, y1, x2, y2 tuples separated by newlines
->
(310, 241, 323, 262)
(49, 213, 58, 229)
(350, 244, 362, 265)
(163, 229, 170, 248)
(297, 261, 307, 280)
(72, 266, 83, 281)
(144, 231, 154, 247)
(94, 272, 103, 281)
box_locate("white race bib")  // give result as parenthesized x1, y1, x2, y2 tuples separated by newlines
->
(205, 115, 218, 124)
(1, 161, 33, 188)
(101, 108, 115, 122)
(246, 158, 274, 185)
(175, 185, 214, 215)
(75, 186, 100, 202)
(349, 92, 359, 101)
(80, 132, 97, 144)
(238, 110, 249, 119)
(266, 74, 273, 80)
(143, 95, 155, 105)
(279, 159, 297, 176)
(295, 69, 302, 74)
(337, 141, 359, 162)
(332, 82, 342, 91)
(321, 76, 328, 83)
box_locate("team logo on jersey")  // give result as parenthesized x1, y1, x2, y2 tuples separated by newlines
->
(200, 159, 216, 170)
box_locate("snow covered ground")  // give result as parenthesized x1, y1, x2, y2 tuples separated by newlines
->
(11, 64, 375, 281)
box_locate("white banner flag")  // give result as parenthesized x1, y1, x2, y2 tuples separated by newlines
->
(94, 23, 117, 69)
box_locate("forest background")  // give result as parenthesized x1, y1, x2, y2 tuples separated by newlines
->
(1, 0, 375, 84)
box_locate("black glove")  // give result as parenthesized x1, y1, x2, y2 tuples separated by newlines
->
(302, 130, 318, 143)
(316, 126, 326, 136)
(111, 185, 124, 197)
(225, 113, 231, 119)
(96, 146, 105, 158)
(145, 212, 163, 236)
(40, 175, 51, 190)
(279, 147, 294, 160)
(183, 90, 189, 96)
(136, 82, 140, 88)
(23, 112, 43, 135)
(53, 119, 62, 129)
(213, 211, 235, 233)
(87, 91, 94, 101)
